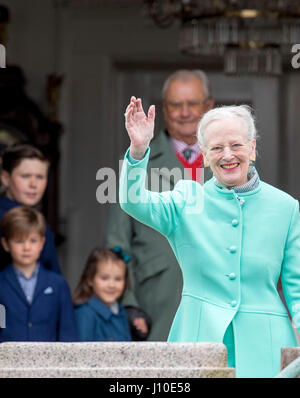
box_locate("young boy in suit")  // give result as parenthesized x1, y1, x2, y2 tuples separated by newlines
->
(0, 206, 78, 342)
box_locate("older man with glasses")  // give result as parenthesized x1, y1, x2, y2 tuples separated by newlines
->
(105, 70, 214, 341)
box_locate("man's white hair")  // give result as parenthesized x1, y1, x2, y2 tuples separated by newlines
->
(162, 69, 212, 100)
(197, 105, 257, 149)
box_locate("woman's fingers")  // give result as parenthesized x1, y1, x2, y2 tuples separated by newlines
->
(125, 97, 155, 125)
(148, 104, 155, 121)
(124, 105, 132, 123)
(125, 103, 131, 116)
(125, 98, 137, 121)
(136, 98, 145, 115)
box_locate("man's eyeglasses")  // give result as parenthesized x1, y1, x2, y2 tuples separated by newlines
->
(164, 99, 209, 113)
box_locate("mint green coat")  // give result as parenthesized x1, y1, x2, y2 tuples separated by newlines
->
(120, 148, 300, 378)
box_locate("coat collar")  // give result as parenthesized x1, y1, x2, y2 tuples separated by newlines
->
(31, 265, 53, 303)
(3, 265, 28, 304)
(87, 296, 120, 320)
(213, 166, 260, 193)
(0, 196, 21, 216)
(4, 264, 53, 305)
(205, 177, 262, 197)
(0, 195, 42, 213)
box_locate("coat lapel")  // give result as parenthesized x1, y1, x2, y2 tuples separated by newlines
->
(88, 296, 113, 320)
(31, 265, 49, 304)
(4, 266, 29, 305)
(149, 130, 190, 190)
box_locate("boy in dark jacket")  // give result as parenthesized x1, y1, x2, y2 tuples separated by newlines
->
(0, 206, 77, 342)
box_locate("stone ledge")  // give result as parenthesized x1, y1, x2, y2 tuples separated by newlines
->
(0, 367, 235, 378)
(0, 342, 235, 378)
(281, 347, 300, 378)
(0, 342, 229, 368)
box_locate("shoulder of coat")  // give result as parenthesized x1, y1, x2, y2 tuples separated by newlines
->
(260, 181, 297, 203)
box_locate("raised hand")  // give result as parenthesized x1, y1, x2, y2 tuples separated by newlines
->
(125, 96, 155, 160)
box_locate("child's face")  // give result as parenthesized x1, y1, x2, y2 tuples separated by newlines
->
(90, 260, 126, 306)
(1, 231, 45, 270)
(1, 159, 48, 206)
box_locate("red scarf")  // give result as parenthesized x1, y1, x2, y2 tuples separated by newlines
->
(176, 151, 203, 182)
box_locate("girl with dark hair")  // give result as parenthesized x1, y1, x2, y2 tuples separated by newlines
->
(73, 247, 132, 342)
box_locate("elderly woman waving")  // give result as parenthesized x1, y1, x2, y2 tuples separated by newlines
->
(120, 96, 300, 378)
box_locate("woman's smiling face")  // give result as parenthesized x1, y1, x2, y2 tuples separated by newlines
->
(202, 116, 256, 189)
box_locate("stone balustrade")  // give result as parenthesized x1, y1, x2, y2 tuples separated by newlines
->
(0, 341, 235, 378)
(280, 347, 300, 378)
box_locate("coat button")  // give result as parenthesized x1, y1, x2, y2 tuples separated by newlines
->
(232, 219, 239, 227)
(28, 322, 33, 328)
(229, 245, 237, 253)
(228, 272, 236, 280)
(230, 300, 237, 307)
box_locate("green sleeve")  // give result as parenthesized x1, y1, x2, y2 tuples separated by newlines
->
(281, 200, 300, 336)
(119, 147, 186, 238)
